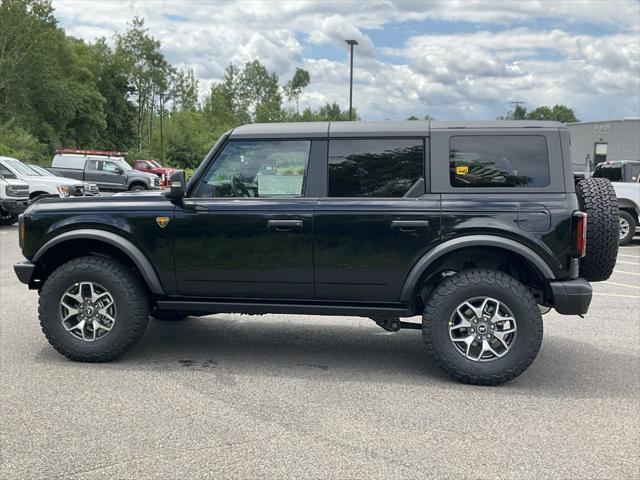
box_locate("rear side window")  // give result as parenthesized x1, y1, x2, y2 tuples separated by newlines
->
(450, 136, 550, 188)
(328, 139, 423, 197)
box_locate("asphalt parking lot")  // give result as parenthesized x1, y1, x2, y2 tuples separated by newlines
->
(1, 224, 638, 479)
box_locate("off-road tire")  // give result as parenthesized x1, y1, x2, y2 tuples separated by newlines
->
(576, 177, 619, 281)
(619, 210, 636, 246)
(39, 256, 150, 362)
(422, 269, 543, 386)
(0, 213, 18, 226)
(151, 310, 190, 321)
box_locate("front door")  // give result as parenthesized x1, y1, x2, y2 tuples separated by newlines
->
(173, 139, 316, 299)
(100, 160, 127, 189)
(314, 138, 441, 302)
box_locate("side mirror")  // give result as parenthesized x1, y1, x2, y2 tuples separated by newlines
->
(166, 170, 186, 200)
(115, 167, 124, 175)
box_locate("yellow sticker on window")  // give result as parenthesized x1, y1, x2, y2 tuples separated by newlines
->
(456, 166, 469, 175)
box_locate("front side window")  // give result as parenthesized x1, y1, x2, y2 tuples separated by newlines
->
(196, 140, 311, 198)
(103, 161, 120, 173)
(450, 136, 550, 188)
(328, 139, 423, 197)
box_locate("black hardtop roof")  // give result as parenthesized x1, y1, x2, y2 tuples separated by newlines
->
(229, 120, 565, 139)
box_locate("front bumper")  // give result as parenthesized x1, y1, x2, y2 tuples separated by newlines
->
(14, 261, 35, 285)
(1, 199, 29, 215)
(549, 278, 592, 315)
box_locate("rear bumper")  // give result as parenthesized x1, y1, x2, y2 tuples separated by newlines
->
(549, 278, 592, 315)
(14, 261, 35, 285)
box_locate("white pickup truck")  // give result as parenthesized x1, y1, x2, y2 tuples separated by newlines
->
(593, 161, 640, 245)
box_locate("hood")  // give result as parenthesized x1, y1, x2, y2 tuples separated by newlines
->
(129, 170, 157, 180)
(1, 177, 29, 187)
(23, 175, 81, 187)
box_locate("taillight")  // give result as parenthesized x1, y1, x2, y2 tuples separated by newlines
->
(574, 212, 587, 257)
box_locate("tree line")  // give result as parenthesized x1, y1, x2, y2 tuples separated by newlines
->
(0, 0, 580, 169)
(0, 0, 355, 168)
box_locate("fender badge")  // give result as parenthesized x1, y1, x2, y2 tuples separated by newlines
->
(156, 216, 170, 228)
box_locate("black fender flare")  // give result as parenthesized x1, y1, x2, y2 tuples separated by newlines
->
(33, 229, 165, 294)
(400, 235, 555, 303)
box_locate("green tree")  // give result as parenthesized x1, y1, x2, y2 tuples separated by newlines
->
(172, 68, 199, 112)
(240, 60, 283, 122)
(115, 17, 173, 150)
(284, 68, 310, 113)
(500, 104, 528, 120)
(526, 105, 579, 123)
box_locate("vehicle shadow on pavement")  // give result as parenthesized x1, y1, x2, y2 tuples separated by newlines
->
(35, 314, 638, 399)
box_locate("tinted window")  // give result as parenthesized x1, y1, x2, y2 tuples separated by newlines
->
(593, 165, 622, 181)
(450, 136, 549, 188)
(328, 139, 423, 197)
(197, 140, 311, 198)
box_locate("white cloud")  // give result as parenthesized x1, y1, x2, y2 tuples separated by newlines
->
(52, 0, 640, 121)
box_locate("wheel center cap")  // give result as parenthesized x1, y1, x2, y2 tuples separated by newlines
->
(84, 307, 94, 316)
(477, 324, 488, 334)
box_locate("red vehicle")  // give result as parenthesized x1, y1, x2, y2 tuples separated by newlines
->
(132, 160, 175, 187)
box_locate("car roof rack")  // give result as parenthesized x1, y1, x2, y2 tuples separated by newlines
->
(56, 148, 127, 157)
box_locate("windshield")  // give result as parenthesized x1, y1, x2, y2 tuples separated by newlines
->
(117, 159, 133, 171)
(149, 160, 162, 167)
(593, 165, 622, 181)
(28, 164, 55, 176)
(3, 158, 39, 176)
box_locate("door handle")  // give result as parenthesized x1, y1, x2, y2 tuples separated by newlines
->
(267, 219, 303, 231)
(390, 220, 430, 232)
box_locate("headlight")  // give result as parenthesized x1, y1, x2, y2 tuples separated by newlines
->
(56, 185, 71, 197)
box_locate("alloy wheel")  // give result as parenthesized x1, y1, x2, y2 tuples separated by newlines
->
(448, 297, 517, 362)
(59, 282, 117, 341)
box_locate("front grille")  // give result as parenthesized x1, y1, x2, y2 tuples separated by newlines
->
(6, 186, 29, 198)
(153, 177, 160, 187)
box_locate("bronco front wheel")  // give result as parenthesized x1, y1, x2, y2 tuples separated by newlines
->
(39, 256, 150, 362)
(422, 269, 543, 385)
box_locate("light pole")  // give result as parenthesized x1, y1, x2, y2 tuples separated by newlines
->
(159, 91, 165, 165)
(345, 39, 358, 121)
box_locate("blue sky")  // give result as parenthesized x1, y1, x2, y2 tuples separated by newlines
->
(53, 0, 640, 122)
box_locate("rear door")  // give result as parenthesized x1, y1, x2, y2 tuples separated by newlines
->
(84, 160, 103, 185)
(313, 137, 441, 302)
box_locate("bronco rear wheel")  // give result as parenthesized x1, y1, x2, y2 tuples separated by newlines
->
(39, 256, 150, 362)
(575, 177, 619, 281)
(422, 269, 543, 385)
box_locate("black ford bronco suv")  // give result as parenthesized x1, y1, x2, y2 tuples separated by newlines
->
(14, 121, 619, 385)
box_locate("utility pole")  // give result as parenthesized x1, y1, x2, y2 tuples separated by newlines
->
(507, 101, 526, 119)
(345, 39, 358, 121)
(159, 92, 165, 164)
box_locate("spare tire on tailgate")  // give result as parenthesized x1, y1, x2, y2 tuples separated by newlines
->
(576, 177, 619, 282)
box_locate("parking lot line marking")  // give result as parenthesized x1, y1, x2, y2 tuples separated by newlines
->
(593, 292, 640, 299)
(616, 261, 640, 266)
(618, 254, 640, 258)
(602, 281, 640, 289)
(612, 270, 640, 276)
